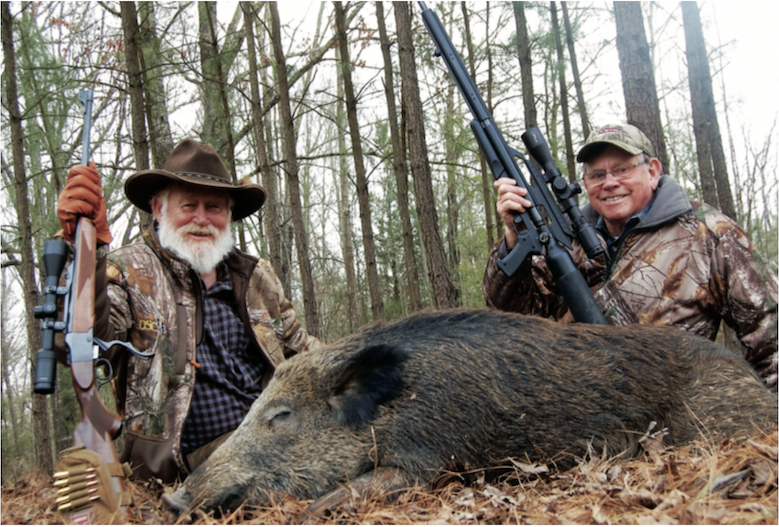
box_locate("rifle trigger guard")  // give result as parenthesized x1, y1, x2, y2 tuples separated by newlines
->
(94, 337, 155, 360)
(94, 357, 113, 389)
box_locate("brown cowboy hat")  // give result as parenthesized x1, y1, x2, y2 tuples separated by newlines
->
(124, 139, 266, 221)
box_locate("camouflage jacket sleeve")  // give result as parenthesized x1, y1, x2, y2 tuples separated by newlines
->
(704, 210, 778, 390)
(482, 237, 607, 322)
(277, 275, 323, 358)
(249, 258, 323, 359)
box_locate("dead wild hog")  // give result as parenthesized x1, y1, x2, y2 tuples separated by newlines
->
(164, 309, 777, 513)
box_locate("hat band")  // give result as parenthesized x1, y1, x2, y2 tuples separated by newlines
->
(173, 171, 233, 186)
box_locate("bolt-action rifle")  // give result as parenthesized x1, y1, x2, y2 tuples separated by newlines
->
(418, 2, 606, 324)
(34, 89, 151, 523)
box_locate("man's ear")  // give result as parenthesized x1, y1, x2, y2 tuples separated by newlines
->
(648, 157, 662, 189)
(151, 195, 163, 221)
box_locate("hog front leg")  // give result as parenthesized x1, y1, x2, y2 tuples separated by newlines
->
(305, 467, 415, 520)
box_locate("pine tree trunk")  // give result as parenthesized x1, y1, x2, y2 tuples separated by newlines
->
(613, 2, 670, 173)
(376, 2, 422, 312)
(136, 1, 172, 233)
(334, 1, 384, 322)
(0, 287, 21, 457)
(484, 4, 501, 243)
(395, 2, 456, 310)
(268, 2, 320, 337)
(243, 2, 284, 276)
(2, 1, 54, 475)
(681, 1, 737, 219)
(138, 2, 174, 166)
(259, 7, 293, 287)
(561, 2, 590, 139)
(513, 2, 538, 129)
(550, 2, 577, 182)
(198, 3, 228, 158)
(444, 83, 462, 306)
(335, 45, 360, 331)
(120, 2, 151, 173)
(198, 2, 247, 251)
(461, 2, 495, 251)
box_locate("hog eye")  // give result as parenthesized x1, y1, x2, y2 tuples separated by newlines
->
(269, 409, 291, 425)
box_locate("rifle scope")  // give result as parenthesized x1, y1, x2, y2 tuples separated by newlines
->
(521, 128, 604, 260)
(33, 240, 68, 394)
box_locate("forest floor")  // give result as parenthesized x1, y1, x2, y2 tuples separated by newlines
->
(2, 427, 776, 525)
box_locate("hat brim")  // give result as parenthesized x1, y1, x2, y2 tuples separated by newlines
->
(576, 140, 644, 163)
(125, 169, 266, 221)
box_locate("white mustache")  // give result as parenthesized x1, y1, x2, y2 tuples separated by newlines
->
(181, 225, 219, 237)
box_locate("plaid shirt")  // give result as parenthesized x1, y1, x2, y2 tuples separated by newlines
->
(180, 263, 265, 454)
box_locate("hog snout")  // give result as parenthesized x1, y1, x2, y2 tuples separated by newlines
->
(164, 480, 252, 515)
(162, 487, 191, 513)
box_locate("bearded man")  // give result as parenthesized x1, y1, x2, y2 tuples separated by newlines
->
(56, 139, 322, 483)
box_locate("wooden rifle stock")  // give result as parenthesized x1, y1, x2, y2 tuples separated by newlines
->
(66, 217, 128, 521)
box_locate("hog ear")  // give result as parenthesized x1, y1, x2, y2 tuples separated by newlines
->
(329, 344, 406, 428)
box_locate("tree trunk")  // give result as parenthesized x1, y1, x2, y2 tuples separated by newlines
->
(561, 2, 590, 139)
(0, 274, 21, 457)
(136, 1, 172, 233)
(268, 2, 320, 337)
(681, 1, 737, 219)
(550, 2, 577, 182)
(395, 2, 456, 310)
(120, 3, 151, 173)
(613, 2, 670, 173)
(137, 1, 174, 165)
(334, 1, 384, 321)
(335, 45, 360, 331)
(512, 2, 538, 129)
(485, 4, 501, 243)
(259, 6, 293, 287)
(242, 2, 284, 276)
(461, 2, 495, 251)
(198, 2, 247, 251)
(444, 82, 462, 306)
(376, 1, 422, 312)
(198, 3, 228, 158)
(2, 1, 54, 475)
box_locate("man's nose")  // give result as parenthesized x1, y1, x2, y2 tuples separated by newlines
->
(191, 205, 209, 224)
(601, 171, 621, 188)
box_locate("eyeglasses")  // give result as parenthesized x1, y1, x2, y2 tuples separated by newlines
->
(583, 159, 647, 185)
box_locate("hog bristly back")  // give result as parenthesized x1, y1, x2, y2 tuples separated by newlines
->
(356, 310, 775, 478)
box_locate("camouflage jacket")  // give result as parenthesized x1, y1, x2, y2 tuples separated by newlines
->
(483, 176, 778, 391)
(95, 226, 322, 483)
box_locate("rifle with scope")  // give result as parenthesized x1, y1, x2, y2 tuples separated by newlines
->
(34, 89, 150, 523)
(417, 1, 606, 325)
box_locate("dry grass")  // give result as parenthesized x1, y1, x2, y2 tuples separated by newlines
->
(3, 427, 776, 525)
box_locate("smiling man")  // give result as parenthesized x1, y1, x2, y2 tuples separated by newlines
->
(483, 123, 777, 392)
(56, 139, 322, 484)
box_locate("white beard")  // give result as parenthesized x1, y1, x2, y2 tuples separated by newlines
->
(157, 212, 234, 275)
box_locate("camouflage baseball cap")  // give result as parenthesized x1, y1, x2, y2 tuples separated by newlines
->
(576, 123, 656, 163)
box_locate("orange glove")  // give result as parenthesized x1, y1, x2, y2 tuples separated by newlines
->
(57, 163, 113, 245)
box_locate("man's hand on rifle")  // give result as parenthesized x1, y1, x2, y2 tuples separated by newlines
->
(57, 163, 113, 244)
(494, 177, 533, 250)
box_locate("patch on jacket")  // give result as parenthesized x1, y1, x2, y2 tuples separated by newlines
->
(136, 316, 165, 334)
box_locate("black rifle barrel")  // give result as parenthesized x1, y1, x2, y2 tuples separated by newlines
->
(417, 2, 606, 325)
